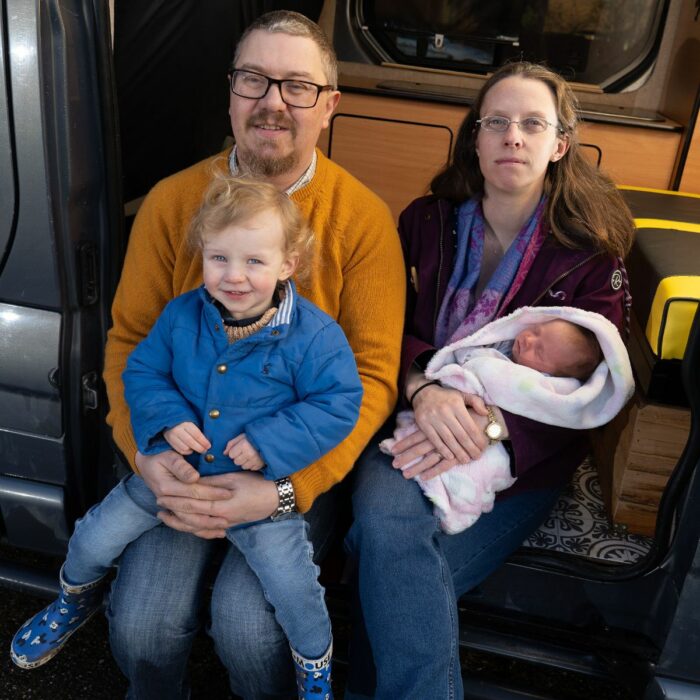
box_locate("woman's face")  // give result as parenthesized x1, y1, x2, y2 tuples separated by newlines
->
(475, 76, 568, 198)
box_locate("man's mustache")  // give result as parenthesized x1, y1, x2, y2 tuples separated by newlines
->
(246, 110, 295, 134)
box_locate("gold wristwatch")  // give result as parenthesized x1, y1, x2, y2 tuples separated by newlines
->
(485, 406, 504, 444)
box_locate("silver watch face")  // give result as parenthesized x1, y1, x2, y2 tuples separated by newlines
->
(486, 421, 503, 440)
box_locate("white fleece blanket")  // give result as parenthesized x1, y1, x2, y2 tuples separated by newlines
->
(381, 306, 635, 534)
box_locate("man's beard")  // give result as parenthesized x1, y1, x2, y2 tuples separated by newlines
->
(240, 149, 299, 178)
(238, 110, 299, 178)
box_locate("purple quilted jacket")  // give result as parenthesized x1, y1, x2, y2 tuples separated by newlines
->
(398, 195, 630, 494)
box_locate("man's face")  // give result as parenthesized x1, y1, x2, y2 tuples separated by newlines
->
(229, 30, 340, 188)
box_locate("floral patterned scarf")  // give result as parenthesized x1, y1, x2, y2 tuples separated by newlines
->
(435, 195, 548, 347)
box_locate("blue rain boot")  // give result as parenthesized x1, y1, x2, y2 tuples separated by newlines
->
(292, 641, 333, 699)
(10, 565, 105, 669)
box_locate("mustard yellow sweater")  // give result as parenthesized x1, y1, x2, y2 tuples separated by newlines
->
(104, 149, 406, 512)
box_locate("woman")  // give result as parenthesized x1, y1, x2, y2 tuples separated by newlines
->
(345, 62, 634, 699)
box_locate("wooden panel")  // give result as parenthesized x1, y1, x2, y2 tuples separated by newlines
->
(579, 122, 681, 189)
(330, 92, 469, 135)
(679, 117, 700, 194)
(591, 390, 690, 536)
(328, 115, 454, 221)
(323, 91, 683, 204)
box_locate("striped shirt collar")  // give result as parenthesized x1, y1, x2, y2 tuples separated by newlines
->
(202, 280, 295, 330)
(268, 279, 294, 327)
(228, 147, 317, 195)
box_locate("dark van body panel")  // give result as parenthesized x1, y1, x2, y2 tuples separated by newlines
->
(0, 0, 121, 556)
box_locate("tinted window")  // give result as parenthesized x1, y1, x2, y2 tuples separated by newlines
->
(359, 0, 668, 90)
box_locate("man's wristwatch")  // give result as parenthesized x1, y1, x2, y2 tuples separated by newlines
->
(271, 477, 297, 520)
(484, 406, 504, 444)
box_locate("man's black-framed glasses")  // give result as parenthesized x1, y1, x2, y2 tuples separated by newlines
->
(228, 69, 333, 108)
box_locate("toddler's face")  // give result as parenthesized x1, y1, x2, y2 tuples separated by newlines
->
(201, 208, 296, 320)
(512, 319, 586, 377)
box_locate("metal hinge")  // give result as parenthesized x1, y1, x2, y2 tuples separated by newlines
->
(81, 371, 99, 411)
(77, 242, 99, 305)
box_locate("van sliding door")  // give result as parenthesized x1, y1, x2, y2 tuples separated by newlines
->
(0, 0, 121, 556)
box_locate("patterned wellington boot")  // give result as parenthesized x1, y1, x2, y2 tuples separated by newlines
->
(10, 565, 105, 669)
(291, 641, 333, 700)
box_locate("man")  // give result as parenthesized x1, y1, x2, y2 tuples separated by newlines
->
(102, 11, 405, 698)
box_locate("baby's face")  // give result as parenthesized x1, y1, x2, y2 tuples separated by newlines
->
(512, 320, 586, 377)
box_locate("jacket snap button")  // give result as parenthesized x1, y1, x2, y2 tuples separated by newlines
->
(214, 324, 220, 331)
(271, 330, 279, 336)
(209, 409, 220, 419)
(217, 364, 227, 374)
(204, 454, 215, 463)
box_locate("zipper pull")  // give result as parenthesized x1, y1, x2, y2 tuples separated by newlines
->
(410, 266, 419, 293)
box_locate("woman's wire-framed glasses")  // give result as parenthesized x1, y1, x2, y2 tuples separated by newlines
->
(477, 116, 564, 135)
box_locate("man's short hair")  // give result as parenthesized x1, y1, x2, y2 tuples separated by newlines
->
(233, 10, 338, 89)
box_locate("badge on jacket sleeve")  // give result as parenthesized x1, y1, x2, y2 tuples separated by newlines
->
(611, 270, 623, 291)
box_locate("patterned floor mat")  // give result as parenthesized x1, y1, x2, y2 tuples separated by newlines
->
(522, 458, 653, 563)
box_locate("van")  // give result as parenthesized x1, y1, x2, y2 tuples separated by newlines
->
(1, 1, 699, 698)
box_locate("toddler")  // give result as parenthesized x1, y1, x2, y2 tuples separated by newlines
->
(11, 176, 363, 699)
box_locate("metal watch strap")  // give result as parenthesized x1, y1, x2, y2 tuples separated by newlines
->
(271, 476, 296, 520)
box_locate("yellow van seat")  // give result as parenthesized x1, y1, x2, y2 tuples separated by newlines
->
(645, 276, 700, 360)
(620, 188, 700, 405)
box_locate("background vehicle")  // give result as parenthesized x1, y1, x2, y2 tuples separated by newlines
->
(1, 1, 699, 698)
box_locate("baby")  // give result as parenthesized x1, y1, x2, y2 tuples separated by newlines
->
(504, 318, 601, 380)
(12, 176, 363, 698)
(382, 312, 616, 534)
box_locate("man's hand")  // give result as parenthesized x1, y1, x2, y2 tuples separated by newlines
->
(156, 471, 280, 538)
(224, 434, 264, 471)
(163, 422, 211, 455)
(135, 449, 231, 500)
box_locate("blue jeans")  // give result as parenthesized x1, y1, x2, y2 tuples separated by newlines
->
(64, 474, 333, 698)
(63, 475, 161, 584)
(227, 515, 331, 660)
(345, 436, 561, 700)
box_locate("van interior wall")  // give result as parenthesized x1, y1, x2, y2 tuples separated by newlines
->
(113, 0, 324, 204)
(317, 0, 700, 207)
(660, 0, 700, 125)
(323, 0, 697, 119)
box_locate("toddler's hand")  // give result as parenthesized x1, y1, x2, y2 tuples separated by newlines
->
(225, 434, 264, 471)
(164, 422, 211, 455)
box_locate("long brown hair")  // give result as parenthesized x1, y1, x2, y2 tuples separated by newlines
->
(431, 62, 634, 258)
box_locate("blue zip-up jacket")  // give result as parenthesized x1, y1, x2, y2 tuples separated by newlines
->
(123, 281, 363, 479)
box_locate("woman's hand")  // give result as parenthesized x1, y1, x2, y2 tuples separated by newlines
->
(393, 402, 492, 479)
(405, 379, 489, 461)
(393, 366, 496, 480)
(156, 471, 279, 539)
(404, 366, 488, 462)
